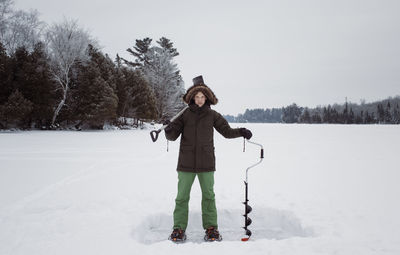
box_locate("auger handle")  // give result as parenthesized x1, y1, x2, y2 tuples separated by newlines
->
(150, 129, 161, 142)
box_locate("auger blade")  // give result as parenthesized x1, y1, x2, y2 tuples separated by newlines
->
(246, 217, 252, 226)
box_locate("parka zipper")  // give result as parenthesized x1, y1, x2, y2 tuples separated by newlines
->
(194, 116, 198, 172)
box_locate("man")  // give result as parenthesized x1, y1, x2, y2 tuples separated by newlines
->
(164, 75, 252, 242)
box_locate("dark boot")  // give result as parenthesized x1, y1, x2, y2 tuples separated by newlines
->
(204, 226, 222, 241)
(169, 228, 187, 243)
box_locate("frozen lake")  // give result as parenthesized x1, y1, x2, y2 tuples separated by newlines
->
(0, 124, 399, 254)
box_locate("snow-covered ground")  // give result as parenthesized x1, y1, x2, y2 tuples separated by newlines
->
(0, 124, 399, 255)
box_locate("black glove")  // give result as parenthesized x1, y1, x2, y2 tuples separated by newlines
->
(239, 128, 252, 140)
(163, 120, 172, 132)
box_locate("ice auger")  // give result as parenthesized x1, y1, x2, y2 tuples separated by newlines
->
(241, 139, 264, 241)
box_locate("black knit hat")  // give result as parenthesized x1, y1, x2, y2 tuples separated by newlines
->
(182, 75, 218, 105)
(192, 75, 205, 86)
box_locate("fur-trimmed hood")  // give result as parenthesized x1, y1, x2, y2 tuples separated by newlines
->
(182, 83, 218, 105)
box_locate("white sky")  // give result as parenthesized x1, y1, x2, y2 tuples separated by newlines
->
(15, 0, 400, 115)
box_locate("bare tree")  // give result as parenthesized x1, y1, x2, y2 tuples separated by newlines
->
(0, 0, 14, 37)
(45, 18, 94, 126)
(0, 4, 45, 54)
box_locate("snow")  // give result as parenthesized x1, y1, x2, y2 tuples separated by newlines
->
(0, 124, 399, 255)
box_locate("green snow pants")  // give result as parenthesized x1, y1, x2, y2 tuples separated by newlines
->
(173, 171, 218, 230)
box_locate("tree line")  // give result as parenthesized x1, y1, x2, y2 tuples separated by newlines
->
(2, 1, 399, 129)
(0, 0, 184, 130)
(224, 97, 400, 124)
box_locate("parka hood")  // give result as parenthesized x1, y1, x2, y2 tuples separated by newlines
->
(183, 84, 218, 105)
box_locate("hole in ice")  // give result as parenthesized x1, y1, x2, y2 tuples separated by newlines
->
(132, 207, 314, 244)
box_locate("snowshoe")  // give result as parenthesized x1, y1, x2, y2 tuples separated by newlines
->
(204, 226, 222, 242)
(168, 228, 187, 243)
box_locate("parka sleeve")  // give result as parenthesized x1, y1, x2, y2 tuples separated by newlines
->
(213, 111, 242, 139)
(164, 112, 184, 141)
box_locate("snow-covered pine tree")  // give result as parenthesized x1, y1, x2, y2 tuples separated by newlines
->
(141, 46, 185, 120)
(123, 37, 153, 68)
(157, 37, 179, 57)
(124, 37, 185, 121)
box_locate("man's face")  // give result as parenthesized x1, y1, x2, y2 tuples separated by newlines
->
(194, 91, 206, 107)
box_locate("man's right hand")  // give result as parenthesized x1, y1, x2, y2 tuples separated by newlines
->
(163, 120, 172, 132)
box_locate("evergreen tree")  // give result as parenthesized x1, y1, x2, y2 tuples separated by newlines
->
(115, 54, 157, 124)
(364, 111, 372, 124)
(384, 102, 392, 123)
(122, 37, 185, 121)
(156, 37, 179, 57)
(331, 108, 340, 123)
(355, 110, 363, 124)
(282, 103, 301, 123)
(0, 42, 12, 105)
(9, 43, 56, 128)
(322, 105, 332, 123)
(342, 100, 349, 124)
(377, 103, 385, 123)
(224, 96, 400, 125)
(115, 54, 128, 117)
(75, 45, 118, 129)
(363, 111, 369, 124)
(123, 37, 152, 67)
(393, 103, 400, 124)
(348, 107, 355, 124)
(271, 108, 283, 122)
(223, 114, 236, 122)
(311, 111, 322, 123)
(299, 107, 311, 123)
(0, 89, 33, 128)
(118, 66, 157, 122)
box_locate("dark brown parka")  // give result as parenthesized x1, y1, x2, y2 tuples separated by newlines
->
(165, 82, 242, 173)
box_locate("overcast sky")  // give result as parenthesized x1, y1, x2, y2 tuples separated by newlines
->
(15, 0, 400, 115)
